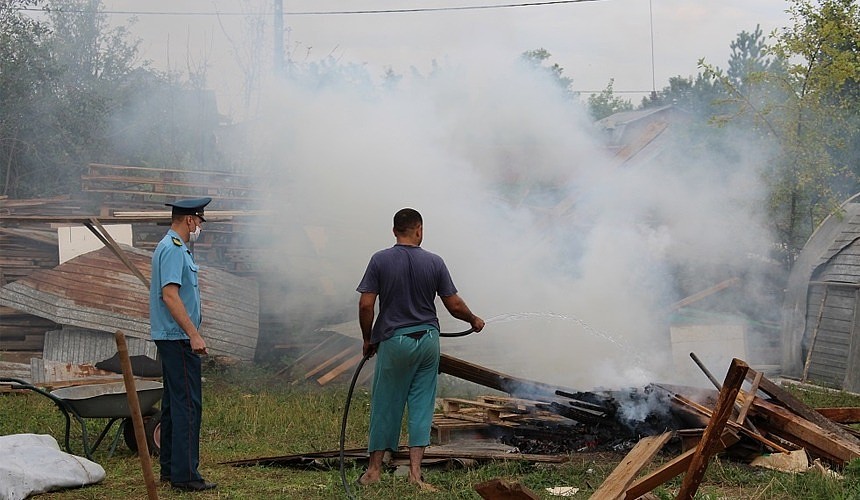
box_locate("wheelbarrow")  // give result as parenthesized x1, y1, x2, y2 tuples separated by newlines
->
(0, 377, 162, 460)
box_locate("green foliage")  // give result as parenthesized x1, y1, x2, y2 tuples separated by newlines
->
(695, 2, 860, 267)
(0, 0, 223, 198)
(641, 73, 725, 117)
(587, 79, 633, 120)
(0, 0, 61, 196)
(520, 48, 577, 99)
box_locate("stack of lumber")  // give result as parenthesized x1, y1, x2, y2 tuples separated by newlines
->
(81, 163, 264, 209)
(0, 197, 68, 284)
(81, 163, 265, 274)
(0, 199, 65, 351)
(0, 306, 57, 351)
(432, 395, 576, 445)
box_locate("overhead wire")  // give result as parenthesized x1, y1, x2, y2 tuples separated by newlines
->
(18, 0, 659, 96)
(19, 0, 607, 17)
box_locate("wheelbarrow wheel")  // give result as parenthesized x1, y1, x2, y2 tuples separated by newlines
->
(123, 410, 161, 456)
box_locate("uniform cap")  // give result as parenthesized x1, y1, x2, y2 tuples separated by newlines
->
(165, 197, 211, 221)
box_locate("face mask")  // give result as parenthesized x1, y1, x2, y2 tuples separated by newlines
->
(189, 224, 202, 242)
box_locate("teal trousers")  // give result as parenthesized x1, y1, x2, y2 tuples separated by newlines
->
(368, 325, 440, 451)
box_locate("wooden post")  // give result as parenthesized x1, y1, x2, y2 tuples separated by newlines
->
(802, 284, 828, 382)
(115, 330, 159, 500)
(689, 352, 761, 436)
(86, 217, 150, 288)
(676, 358, 748, 500)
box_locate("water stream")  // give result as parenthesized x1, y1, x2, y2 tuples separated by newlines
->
(483, 311, 644, 364)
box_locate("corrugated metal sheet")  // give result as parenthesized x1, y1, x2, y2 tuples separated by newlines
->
(0, 244, 259, 361)
(43, 327, 157, 364)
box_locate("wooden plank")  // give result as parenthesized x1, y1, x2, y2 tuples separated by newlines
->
(284, 334, 339, 370)
(814, 407, 860, 423)
(749, 368, 860, 444)
(668, 278, 740, 311)
(302, 346, 352, 380)
(443, 398, 506, 423)
(589, 432, 672, 500)
(803, 284, 829, 382)
(671, 393, 790, 453)
(844, 288, 860, 392)
(677, 358, 749, 500)
(752, 397, 860, 464)
(0, 361, 32, 381)
(315, 353, 363, 386)
(439, 353, 571, 398)
(85, 218, 149, 288)
(474, 478, 541, 500)
(30, 358, 120, 384)
(736, 371, 762, 425)
(623, 431, 739, 500)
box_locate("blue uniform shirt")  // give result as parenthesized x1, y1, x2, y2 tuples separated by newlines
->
(150, 229, 201, 340)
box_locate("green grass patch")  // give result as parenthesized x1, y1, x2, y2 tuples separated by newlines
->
(4, 367, 860, 498)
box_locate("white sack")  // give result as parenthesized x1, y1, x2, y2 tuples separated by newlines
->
(0, 434, 105, 500)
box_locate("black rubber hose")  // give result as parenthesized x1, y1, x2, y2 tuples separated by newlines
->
(339, 353, 371, 500)
(339, 328, 475, 499)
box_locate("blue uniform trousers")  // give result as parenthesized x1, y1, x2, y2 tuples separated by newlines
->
(155, 340, 203, 483)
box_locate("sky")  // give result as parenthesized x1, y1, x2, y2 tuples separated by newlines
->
(99, 0, 794, 118)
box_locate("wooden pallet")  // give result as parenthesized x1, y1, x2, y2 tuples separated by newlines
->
(431, 416, 492, 444)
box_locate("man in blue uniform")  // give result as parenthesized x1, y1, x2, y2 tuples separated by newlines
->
(356, 208, 484, 491)
(150, 197, 216, 492)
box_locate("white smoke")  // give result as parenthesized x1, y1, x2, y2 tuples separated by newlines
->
(235, 51, 775, 390)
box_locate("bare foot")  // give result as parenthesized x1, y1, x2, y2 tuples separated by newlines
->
(358, 470, 380, 486)
(408, 475, 438, 493)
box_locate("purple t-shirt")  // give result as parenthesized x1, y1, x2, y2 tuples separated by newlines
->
(357, 244, 457, 344)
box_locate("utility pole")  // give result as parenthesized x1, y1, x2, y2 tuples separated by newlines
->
(273, 0, 284, 76)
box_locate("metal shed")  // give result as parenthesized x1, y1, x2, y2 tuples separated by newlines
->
(0, 244, 259, 361)
(782, 193, 860, 390)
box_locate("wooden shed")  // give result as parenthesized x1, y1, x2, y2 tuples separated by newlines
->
(782, 193, 860, 390)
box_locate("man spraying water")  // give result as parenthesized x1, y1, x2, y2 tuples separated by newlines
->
(355, 208, 485, 491)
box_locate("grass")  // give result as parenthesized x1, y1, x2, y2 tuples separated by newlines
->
(4, 365, 860, 499)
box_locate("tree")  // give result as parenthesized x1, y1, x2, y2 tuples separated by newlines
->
(0, 0, 61, 196)
(640, 73, 724, 117)
(587, 79, 632, 120)
(705, 0, 860, 266)
(0, 0, 224, 197)
(520, 48, 577, 99)
(727, 25, 782, 92)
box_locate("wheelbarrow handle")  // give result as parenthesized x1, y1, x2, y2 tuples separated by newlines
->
(0, 377, 89, 459)
(0, 377, 69, 407)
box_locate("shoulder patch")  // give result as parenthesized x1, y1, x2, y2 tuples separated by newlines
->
(171, 237, 183, 246)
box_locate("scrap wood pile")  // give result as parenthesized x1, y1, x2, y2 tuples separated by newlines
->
(434, 355, 860, 498)
(589, 358, 860, 500)
(432, 387, 679, 455)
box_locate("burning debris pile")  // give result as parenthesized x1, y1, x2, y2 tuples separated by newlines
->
(433, 385, 683, 455)
(432, 354, 860, 497)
